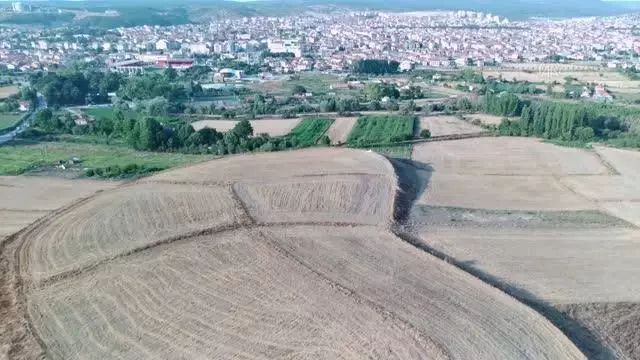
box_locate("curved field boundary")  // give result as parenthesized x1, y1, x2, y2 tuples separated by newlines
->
(2, 148, 587, 360)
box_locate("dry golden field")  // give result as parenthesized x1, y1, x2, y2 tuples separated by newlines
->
(0, 176, 118, 238)
(418, 116, 485, 137)
(191, 118, 301, 136)
(326, 117, 358, 144)
(0, 85, 19, 99)
(0, 147, 587, 360)
(410, 138, 640, 359)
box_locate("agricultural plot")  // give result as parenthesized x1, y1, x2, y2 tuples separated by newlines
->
(0, 85, 19, 99)
(411, 137, 609, 176)
(234, 174, 394, 225)
(0, 209, 49, 238)
(326, 117, 358, 144)
(4, 147, 587, 360)
(463, 113, 511, 125)
(0, 176, 119, 211)
(420, 227, 640, 304)
(593, 146, 640, 179)
(418, 115, 485, 137)
(263, 225, 585, 360)
(285, 117, 334, 146)
(20, 183, 249, 284)
(0, 113, 23, 131)
(191, 118, 300, 137)
(27, 229, 449, 360)
(346, 114, 415, 145)
(419, 173, 594, 210)
(149, 147, 395, 183)
(0, 141, 208, 176)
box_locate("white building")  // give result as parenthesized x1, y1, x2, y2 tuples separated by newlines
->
(155, 39, 168, 51)
(189, 43, 210, 55)
(267, 39, 302, 57)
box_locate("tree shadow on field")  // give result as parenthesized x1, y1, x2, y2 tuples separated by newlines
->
(387, 158, 618, 360)
(387, 158, 433, 224)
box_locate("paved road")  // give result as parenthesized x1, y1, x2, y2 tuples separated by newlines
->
(0, 93, 45, 145)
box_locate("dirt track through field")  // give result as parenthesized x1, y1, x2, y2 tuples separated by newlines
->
(326, 117, 357, 144)
(0, 148, 588, 360)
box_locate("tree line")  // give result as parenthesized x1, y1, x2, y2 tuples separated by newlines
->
(483, 93, 638, 142)
(352, 59, 400, 75)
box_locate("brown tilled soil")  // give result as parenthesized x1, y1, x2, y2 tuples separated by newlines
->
(1, 148, 588, 360)
(558, 303, 640, 360)
(326, 117, 357, 144)
(418, 116, 485, 137)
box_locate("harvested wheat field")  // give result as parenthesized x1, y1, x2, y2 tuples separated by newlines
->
(234, 174, 394, 225)
(191, 118, 301, 136)
(418, 115, 485, 136)
(412, 137, 610, 176)
(1, 148, 587, 360)
(0, 176, 119, 211)
(558, 302, 640, 360)
(148, 147, 396, 183)
(20, 182, 249, 284)
(420, 227, 640, 304)
(593, 146, 640, 179)
(0, 176, 118, 240)
(418, 173, 594, 210)
(326, 117, 357, 144)
(0, 210, 49, 238)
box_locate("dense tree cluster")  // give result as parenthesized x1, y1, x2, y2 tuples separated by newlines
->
(29, 71, 124, 107)
(352, 59, 400, 75)
(484, 93, 639, 141)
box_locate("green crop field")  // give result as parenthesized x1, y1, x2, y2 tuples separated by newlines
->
(0, 141, 208, 177)
(286, 117, 334, 147)
(0, 113, 23, 131)
(346, 114, 416, 146)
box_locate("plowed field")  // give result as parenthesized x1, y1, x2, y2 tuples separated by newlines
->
(1, 148, 586, 360)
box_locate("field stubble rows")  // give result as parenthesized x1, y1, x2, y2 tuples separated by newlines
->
(2, 147, 589, 360)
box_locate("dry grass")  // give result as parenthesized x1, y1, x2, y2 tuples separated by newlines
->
(593, 146, 640, 179)
(412, 137, 609, 176)
(419, 173, 594, 210)
(418, 116, 485, 136)
(262, 225, 585, 360)
(0, 85, 19, 99)
(234, 174, 394, 225)
(27, 228, 450, 360)
(326, 117, 357, 144)
(421, 227, 640, 304)
(0, 176, 119, 211)
(3, 147, 588, 360)
(148, 147, 395, 183)
(0, 210, 49, 238)
(463, 113, 510, 125)
(20, 183, 248, 284)
(191, 118, 301, 136)
(559, 303, 640, 360)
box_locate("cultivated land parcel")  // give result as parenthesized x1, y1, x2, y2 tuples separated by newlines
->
(1, 133, 640, 360)
(2, 147, 586, 360)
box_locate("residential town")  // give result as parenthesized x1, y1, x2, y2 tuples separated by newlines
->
(1, 10, 640, 75)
